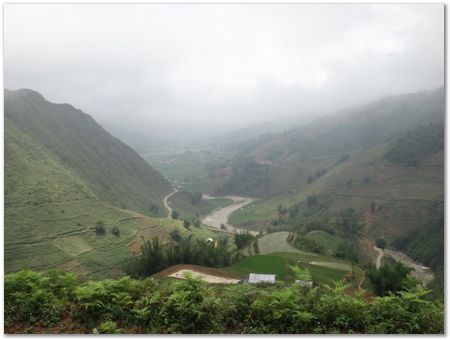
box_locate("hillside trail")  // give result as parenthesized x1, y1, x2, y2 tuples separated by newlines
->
(373, 246, 384, 269)
(163, 189, 180, 218)
(358, 276, 365, 291)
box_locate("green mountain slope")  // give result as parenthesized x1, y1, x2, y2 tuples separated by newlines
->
(4, 89, 214, 278)
(210, 88, 444, 198)
(230, 126, 443, 236)
(5, 89, 172, 213)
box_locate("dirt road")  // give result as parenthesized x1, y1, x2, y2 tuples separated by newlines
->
(163, 189, 180, 218)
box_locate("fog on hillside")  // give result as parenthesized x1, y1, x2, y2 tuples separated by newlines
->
(4, 3, 444, 144)
(4, 4, 445, 335)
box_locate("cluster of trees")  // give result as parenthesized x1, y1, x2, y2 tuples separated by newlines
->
(385, 123, 444, 166)
(169, 208, 201, 231)
(95, 221, 120, 237)
(292, 208, 363, 240)
(123, 236, 235, 278)
(367, 261, 418, 297)
(272, 196, 329, 229)
(335, 241, 358, 263)
(95, 221, 105, 235)
(234, 232, 254, 249)
(5, 269, 444, 334)
(334, 208, 364, 238)
(288, 208, 363, 262)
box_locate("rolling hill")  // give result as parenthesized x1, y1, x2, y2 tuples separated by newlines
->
(4, 89, 215, 278)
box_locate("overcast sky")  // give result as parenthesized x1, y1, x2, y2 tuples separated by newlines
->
(4, 4, 444, 141)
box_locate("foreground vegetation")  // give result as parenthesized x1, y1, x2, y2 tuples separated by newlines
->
(5, 269, 443, 334)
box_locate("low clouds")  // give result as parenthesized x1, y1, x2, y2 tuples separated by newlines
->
(4, 4, 444, 140)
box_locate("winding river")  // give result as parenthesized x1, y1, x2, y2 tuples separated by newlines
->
(201, 196, 259, 236)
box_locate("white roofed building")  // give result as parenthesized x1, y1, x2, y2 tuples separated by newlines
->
(248, 273, 276, 284)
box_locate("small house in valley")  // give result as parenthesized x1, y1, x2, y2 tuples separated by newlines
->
(248, 273, 276, 284)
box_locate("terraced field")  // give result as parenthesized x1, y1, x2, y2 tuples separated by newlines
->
(5, 197, 217, 279)
(304, 230, 347, 253)
(256, 231, 314, 255)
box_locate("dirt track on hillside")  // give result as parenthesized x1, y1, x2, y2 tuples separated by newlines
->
(163, 189, 180, 218)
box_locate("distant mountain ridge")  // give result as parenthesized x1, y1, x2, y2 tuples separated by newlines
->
(246, 87, 445, 164)
(210, 87, 444, 197)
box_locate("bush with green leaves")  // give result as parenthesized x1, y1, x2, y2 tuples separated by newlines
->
(98, 320, 124, 334)
(5, 270, 444, 334)
(112, 226, 120, 237)
(95, 221, 106, 235)
(4, 269, 77, 328)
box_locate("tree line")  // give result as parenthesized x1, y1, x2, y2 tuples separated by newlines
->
(123, 236, 237, 278)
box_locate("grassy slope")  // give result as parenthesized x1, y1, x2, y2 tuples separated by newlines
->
(5, 89, 172, 214)
(230, 143, 443, 240)
(304, 230, 347, 253)
(214, 88, 444, 198)
(4, 89, 218, 278)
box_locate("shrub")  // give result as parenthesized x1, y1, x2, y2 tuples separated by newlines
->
(5, 270, 76, 328)
(112, 226, 120, 237)
(95, 221, 106, 235)
(170, 229, 182, 242)
(4, 270, 444, 334)
(98, 320, 124, 334)
(375, 238, 386, 249)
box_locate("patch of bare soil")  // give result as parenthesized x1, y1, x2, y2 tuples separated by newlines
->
(153, 264, 244, 284)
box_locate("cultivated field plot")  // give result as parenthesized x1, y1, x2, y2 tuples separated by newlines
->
(226, 255, 287, 280)
(53, 235, 93, 256)
(257, 231, 316, 255)
(309, 261, 352, 271)
(155, 264, 243, 284)
(304, 230, 346, 253)
(272, 252, 352, 284)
